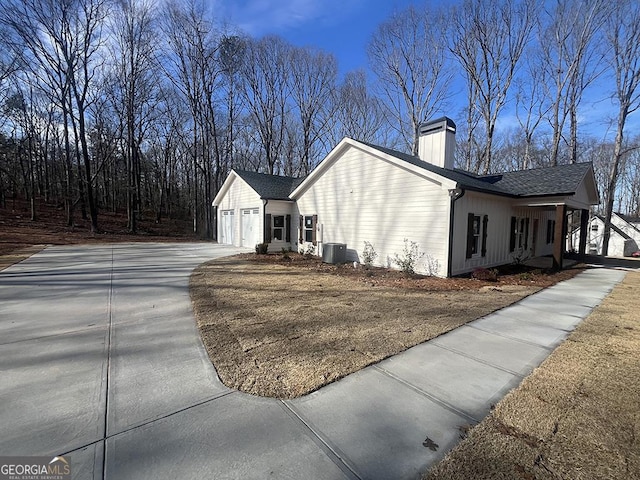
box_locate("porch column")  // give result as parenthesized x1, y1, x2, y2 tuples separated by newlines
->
(578, 209, 589, 255)
(553, 204, 567, 270)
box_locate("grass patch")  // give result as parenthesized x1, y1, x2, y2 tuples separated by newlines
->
(190, 255, 580, 399)
(0, 244, 46, 271)
(424, 271, 640, 480)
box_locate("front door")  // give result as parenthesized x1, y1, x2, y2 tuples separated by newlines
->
(241, 208, 260, 247)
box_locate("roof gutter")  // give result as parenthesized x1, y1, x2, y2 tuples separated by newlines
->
(447, 187, 465, 277)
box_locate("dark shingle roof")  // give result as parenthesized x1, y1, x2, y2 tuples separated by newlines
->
(364, 143, 592, 198)
(490, 163, 592, 196)
(234, 169, 303, 200)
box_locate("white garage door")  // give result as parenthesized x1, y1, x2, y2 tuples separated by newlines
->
(219, 210, 234, 245)
(241, 208, 260, 248)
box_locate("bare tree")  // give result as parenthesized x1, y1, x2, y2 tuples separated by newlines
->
(369, 4, 452, 155)
(163, 0, 223, 237)
(218, 34, 246, 173)
(335, 70, 387, 144)
(2, 0, 107, 231)
(514, 55, 550, 169)
(538, 0, 606, 166)
(601, 0, 640, 256)
(108, 0, 159, 233)
(240, 35, 291, 175)
(289, 46, 337, 174)
(450, 0, 536, 173)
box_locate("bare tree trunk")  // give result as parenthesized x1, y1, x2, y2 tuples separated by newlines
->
(602, 0, 640, 256)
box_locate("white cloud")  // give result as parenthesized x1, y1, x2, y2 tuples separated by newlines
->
(214, 0, 364, 36)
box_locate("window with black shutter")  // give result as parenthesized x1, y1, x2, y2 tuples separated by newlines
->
(512, 216, 531, 251)
(466, 212, 488, 259)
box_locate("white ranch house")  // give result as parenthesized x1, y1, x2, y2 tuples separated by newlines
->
(213, 117, 599, 277)
(571, 212, 640, 257)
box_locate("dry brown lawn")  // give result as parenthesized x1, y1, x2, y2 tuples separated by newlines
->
(424, 270, 640, 480)
(190, 255, 581, 399)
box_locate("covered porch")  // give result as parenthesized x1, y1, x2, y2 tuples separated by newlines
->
(515, 201, 593, 271)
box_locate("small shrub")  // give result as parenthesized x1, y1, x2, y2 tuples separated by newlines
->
(281, 247, 290, 260)
(472, 267, 499, 282)
(423, 254, 440, 277)
(519, 271, 534, 281)
(392, 239, 425, 275)
(511, 247, 530, 265)
(361, 241, 378, 268)
(255, 243, 268, 255)
(299, 243, 315, 257)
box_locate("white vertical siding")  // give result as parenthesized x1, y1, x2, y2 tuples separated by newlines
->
(612, 214, 640, 245)
(578, 215, 640, 256)
(265, 200, 296, 252)
(215, 176, 262, 248)
(451, 192, 557, 275)
(295, 146, 452, 277)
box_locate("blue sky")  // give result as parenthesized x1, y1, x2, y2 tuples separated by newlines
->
(213, 0, 418, 76)
(211, 0, 631, 141)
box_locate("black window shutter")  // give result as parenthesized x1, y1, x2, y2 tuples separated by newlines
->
(299, 215, 303, 243)
(311, 215, 318, 245)
(285, 214, 291, 243)
(264, 214, 272, 243)
(524, 218, 530, 250)
(481, 215, 488, 257)
(509, 217, 517, 252)
(466, 213, 475, 259)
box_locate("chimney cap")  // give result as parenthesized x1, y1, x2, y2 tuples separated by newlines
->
(419, 116, 456, 135)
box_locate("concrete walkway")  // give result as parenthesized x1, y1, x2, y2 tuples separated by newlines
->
(0, 245, 629, 480)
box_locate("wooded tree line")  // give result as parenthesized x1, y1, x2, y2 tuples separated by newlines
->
(0, 0, 638, 253)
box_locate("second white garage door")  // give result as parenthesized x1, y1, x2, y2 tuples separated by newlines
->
(241, 208, 260, 248)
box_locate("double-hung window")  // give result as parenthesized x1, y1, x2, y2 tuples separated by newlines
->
(466, 213, 488, 259)
(273, 215, 285, 241)
(510, 216, 530, 252)
(299, 215, 317, 245)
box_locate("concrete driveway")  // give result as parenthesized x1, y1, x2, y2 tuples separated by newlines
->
(0, 244, 627, 480)
(1, 244, 352, 479)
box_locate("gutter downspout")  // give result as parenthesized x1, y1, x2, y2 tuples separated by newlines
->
(262, 198, 269, 244)
(447, 188, 465, 277)
(213, 205, 218, 243)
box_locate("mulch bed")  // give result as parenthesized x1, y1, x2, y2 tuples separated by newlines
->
(239, 252, 584, 291)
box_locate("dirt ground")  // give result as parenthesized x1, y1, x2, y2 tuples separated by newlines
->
(425, 271, 640, 480)
(191, 253, 583, 399)
(0, 198, 200, 268)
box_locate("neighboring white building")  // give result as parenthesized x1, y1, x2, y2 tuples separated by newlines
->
(572, 213, 640, 257)
(213, 117, 599, 277)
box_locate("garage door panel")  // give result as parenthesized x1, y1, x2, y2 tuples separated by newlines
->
(241, 208, 260, 247)
(220, 210, 234, 245)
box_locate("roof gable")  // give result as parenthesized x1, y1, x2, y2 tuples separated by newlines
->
(212, 169, 303, 206)
(596, 214, 631, 240)
(233, 170, 303, 200)
(616, 212, 640, 230)
(290, 138, 458, 198)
